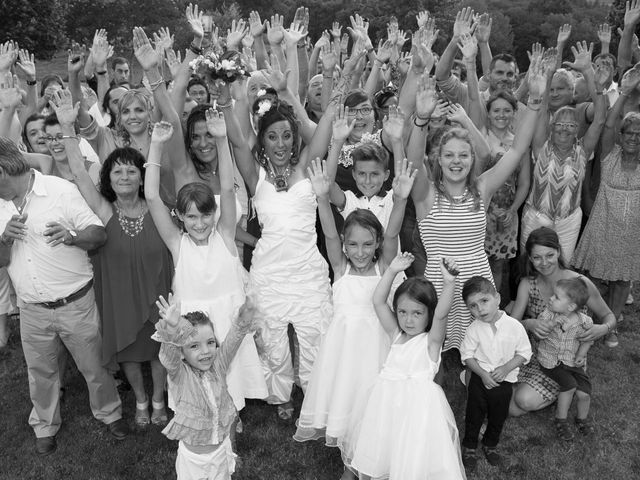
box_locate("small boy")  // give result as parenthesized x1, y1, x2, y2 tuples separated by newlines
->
(536, 277, 594, 441)
(460, 276, 532, 471)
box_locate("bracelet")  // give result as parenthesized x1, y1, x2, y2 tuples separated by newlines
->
(96, 70, 107, 76)
(148, 79, 164, 92)
(414, 116, 430, 128)
(26, 79, 37, 86)
(216, 99, 233, 109)
(143, 162, 162, 168)
(189, 43, 203, 55)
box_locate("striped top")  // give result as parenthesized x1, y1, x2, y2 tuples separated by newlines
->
(418, 189, 494, 351)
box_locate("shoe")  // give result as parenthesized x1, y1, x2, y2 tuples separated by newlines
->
(151, 407, 168, 427)
(108, 419, 129, 440)
(555, 419, 574, 441)
(462, 447, 478, 471)
(276, 402, 294, 422)
(575, 418, 594, 436)
(135, 407, 150, 427)
(235, 417, 243, 434)
(35, 436, 57, 456)
(604, 331, 619, 348)
(482, 445, 502, 466)
(626, 292, 634, 305)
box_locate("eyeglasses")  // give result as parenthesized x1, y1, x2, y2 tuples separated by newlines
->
(346, 106, 373, 117)
(42, 133, 65, 142)
(553, 122, 578, 130)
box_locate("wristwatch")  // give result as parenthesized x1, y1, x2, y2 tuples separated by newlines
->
(65, 229, 78, 245)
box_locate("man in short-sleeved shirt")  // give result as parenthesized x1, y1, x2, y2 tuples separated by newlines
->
(0, 137, 127, 455)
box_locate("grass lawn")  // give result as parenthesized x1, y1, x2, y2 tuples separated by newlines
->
(1, 285, 638, 480)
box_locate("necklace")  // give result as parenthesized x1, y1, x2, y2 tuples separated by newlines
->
(115, 203, 147, 237)
(267, 162, 293, 192)
(15, 171, 35, 214)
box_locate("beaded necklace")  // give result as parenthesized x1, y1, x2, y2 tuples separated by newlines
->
(115, 203, 147, 237)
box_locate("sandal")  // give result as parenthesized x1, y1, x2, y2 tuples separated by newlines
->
(276, 402, 294, 422)
(135, 400, 150, 427)
(151, 407, 168, 426)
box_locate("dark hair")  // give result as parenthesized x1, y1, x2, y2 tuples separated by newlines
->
(176, 182, 217, 215)
(556, 278, 589, 311)
(342, 209, 384, 261)
(486, 90, 518, 113)
(102, 85, 129, 129)
(462, 276, 497, 302)
(392, 277, 438, 333)
(254, 100, 300, 166)
(184, 104, 219, 178)
(43, 113, 59, 129)
(40, 74, 64, 97)
(594, 52, 617, 69)
(187, 77, 210, 103)
(22, 114, 46, 152)
(111, 57, 129, 70)
(523, 227, 568, 277)
(374, 87, 398, 110)
(182, 311, 218, 346)
(432, 128, 482, 210)
(0, 137, 30, 176)
(351, 142, 390, 170)
(98, 147, 146, 202)
(344, 89, 378, 122)
(489, 53, 516, 72)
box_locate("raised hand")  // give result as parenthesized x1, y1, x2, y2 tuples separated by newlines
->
(264, 54, 289, 92)
(416, 10, 430, 29)
(266, 14, 285, 46)
(0, 73, 25, 110)
(597, 23, 611, 45)
(15, 49, 36, 81)
(348, 13, 372, 50)
(49, 89, 79, 126)
(392, 157, 417, 200)
(387, 17, 399, 45)
(376, 39, 393, 64)
(541, 47, 558, 77)
(415, 73, 438, 119)
(284, 21, 307, 48)
(421, 17, 440, 50)
(165, 48, 182, 78)
(397, 51, 411, 76)
(563, 41, 593, 72)
(389, 252, 415, 273)
(242, 33, 254, 49)
(307, 157, 332, 199)
(249, 11, 265, 38)
(445, 103, 470, 125)
(185, 3, 204, 39)
(474, 13, 492, 43)
(453, 7, 475, 38)
(331, 105, 355, 142)
(457, 32, 477, 61)
(293, 6, 310, 37)
(527, 42, 545, 65)
(321, 43, 338, 74)
(441, 257, 460, 281)
(236, 296, 257, 331)
(133, 27, 158, 71)
(396, 29, 408, 49)
(156, 294, 181, 329)
(205, 107, 227, 138)
(557, 23, 571, 44)
(528, 57, 547, 100)
(383, 105, 405, 143)
(340, 33, 349, 55)
(151, 120, 174, 144)
(227, 19, 248, 50)
(67, 42, 86, 74)
(0, 41, 18, 72)
(620, 66, 640, 94)
(625, 0, 640, 27)
(315, 31, 331, 51)
(153, 27, 174, 52)
(90, 35, 111, 68)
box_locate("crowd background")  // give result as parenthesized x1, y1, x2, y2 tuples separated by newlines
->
(1, 0, 640, 479)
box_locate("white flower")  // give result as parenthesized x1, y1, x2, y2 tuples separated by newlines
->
(257, 88, 267, 98)
(257, 99, 272, 117)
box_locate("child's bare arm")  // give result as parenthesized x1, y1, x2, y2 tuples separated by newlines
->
(217, 298, 257, 373)
(490, 355, 528, 382)
(154, 294, 193, 375)
(464, 357, 499, 389)
(575, 315, 595, 366)
(374, 253, 413, 337)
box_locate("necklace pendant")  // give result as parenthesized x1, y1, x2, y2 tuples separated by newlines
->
(273, 174, 289, 192)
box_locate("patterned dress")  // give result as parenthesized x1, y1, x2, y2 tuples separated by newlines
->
(572, 145, 640, 281)
(418, 190, 493, 351)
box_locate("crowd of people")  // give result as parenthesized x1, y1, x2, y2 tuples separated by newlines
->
(1, 2, 638, 479)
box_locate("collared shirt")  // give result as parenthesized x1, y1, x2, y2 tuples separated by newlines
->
(342, 189, 394, 229)
(460, 312, 532, 383)
(0, 170, 103, 303)
(537, 308, 594, 369)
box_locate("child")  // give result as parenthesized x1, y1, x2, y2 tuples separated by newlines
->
(339, 252, 466, 480)
(294, 157, 414, 451)
(145, 116, 267, 414)
(153, 293, 255, 479)
(460, 276, 532, 470)
(536, 278, 594, 441)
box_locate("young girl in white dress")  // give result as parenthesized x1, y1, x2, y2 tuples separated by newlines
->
(293, 158, 415, 451)
(339, 253, 466, 480)
(145, 115, 267, 413)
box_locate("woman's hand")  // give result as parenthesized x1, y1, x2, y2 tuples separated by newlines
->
(389, 252, 415, 273)
(446, 103, 470, 126)
(156, 293, 181, 329)
(205, 108, 227, 139)
(49, 89, 79, 127)
(15, 49, 36, 82)
(151, 121, 174, 144)
(165, 48, 182, 78)
(249, 11, 265, 38)
(321, 43, 338, 75)
(556, 23, 572, 44)
(227, 19, 248, 50)
(331, 105, 355, 142)
(133, 27, 158, 71)
(392, 158, 417, 200)
(264, 54, 289, 93)
(307, 157, 332, 199)
(620, 66, 640, 94)
(527, 56, 547, 100)
(283, 21, 307, 48)
(577, 323, 609, 342)
(525, 317, 554, 339)
(376, 39, 393, 64)
(475, 13, 492, 43)
(266, 14, 285, 46)
(185, 3, 204, 40)
(0, 74, 25, 110)
(415, 73, 438, 119)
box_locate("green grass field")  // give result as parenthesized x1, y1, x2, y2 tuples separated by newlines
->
(1, 287, 638, 480)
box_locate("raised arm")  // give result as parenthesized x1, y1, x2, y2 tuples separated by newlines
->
(618, 1, 640, 73)
(459, 33, 486, 130)
(475, 14, 493, 78)
(308, 158, 346, 275)
(374, 253, 415, 337)
(145, 122, 182, 257)
(555, 24, 572, 71)
(428, 259, 458, 357)
(446, 103, 491, 173)
(324, 105, 353, 208)
(597, 24, 611, 56)
(0, 76, 24, 143)
(249, 11, 269, 70)
(15, 49, 38, 122)
(50, 90, 112, 224)
(155, 294, 191, 376)
(601, 67, 640, 156)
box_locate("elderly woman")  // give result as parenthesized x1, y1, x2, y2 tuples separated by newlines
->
(520, 43, 606, 261)
(572, 67, 640, 347)
(509, 227, 616, 415)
